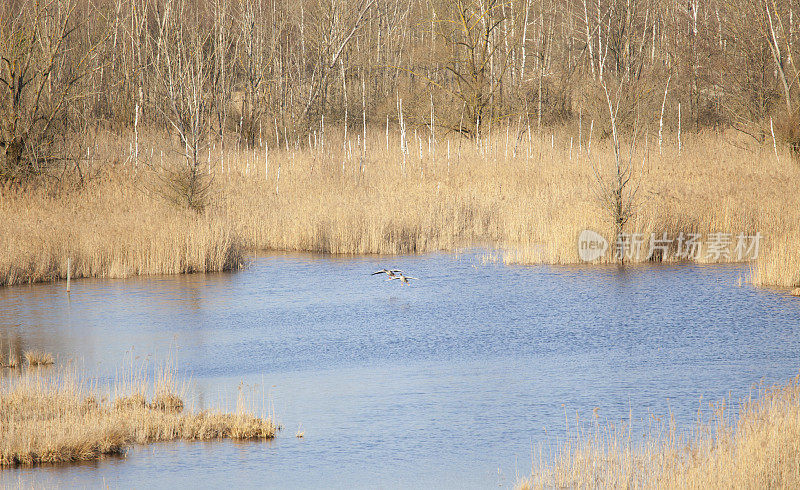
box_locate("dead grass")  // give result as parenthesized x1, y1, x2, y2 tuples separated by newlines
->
(23, 351, 54, 366)
(0, 127, 797, 288)
(1, 349, 20, 369)
(0, 362, 277, 466)
(517, 376, 800, 489)
(0, 168, 243, 286)
(219, 127, 799, 286)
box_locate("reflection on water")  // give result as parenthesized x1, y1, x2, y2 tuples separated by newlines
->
(1, 252, 800, 488)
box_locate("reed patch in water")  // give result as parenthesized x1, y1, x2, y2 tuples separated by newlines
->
(23, 351, 54, 366)
(1, 349, 19, 369)
(0, 363, 277, 467)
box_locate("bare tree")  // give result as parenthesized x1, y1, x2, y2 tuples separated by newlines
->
(435, 0, 513, 136)
(300, 0, 375, 127)
(0, 0, 101, 183)
(4, 0, 800, 163)
(153, 0, 214, 210)
(235, 0, 271, 147)
(590, 80, 644, 260)
(211, 0, 234, 155)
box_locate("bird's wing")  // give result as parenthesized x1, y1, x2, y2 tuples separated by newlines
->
(405, 277, 418, 280)
(371, 270, 387, 275)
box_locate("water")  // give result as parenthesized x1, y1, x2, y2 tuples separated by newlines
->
(2, 252, 800, 488)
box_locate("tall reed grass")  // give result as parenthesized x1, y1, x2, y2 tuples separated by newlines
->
(517, 376, 800, 488)
(1, 128, 797, 288)
(0, 171, 242, 286)
(222, 129, 777, 264)
(0, 361, 276, 466)
(203, 127, 800, 287)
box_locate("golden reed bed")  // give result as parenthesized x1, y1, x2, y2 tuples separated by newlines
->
(0, 128, 797, 288)
(0, 361, 276, 466)
(517, 376, 800, 488)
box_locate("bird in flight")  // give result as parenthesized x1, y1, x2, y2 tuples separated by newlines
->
(372, 269, 402, 279)
(387, 272, 418, 285)
(371, 269, 418, 285)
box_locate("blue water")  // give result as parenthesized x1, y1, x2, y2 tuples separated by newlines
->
(1, 252, 799, 488)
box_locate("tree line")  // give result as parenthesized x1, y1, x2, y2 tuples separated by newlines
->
(2, 0, 799, 182)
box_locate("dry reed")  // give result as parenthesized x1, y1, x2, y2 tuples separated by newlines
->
(0, 362, 276, 466)
(0, 170, 243, 286)
(517, 376, 800, 488)
(2, 350, 19, 369)
(214, 128, 800, 286)
(22, 351, 54, 366)
(0, 128, 797, 288)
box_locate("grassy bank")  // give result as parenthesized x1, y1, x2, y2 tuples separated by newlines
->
(0, 173, 243, 286)
(0, 361, 276, 466)
(517, 376, 800, 488)
(1, 128, 798, 287)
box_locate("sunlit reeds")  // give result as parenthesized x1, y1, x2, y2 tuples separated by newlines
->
(0, 167, 243, 286)
(0, 127, 798, 288)
(0, 362, 277, 466)
(517, 376, 800, 488)
(22, 351, 54, 367)
(213, 127, 800, 286)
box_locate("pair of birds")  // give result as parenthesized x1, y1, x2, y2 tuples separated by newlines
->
(372, 268, 417, 285)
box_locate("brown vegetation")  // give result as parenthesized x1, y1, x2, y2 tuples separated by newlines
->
(23, 351, 54, 367)
(517, 376, 800, 488)
(1, 127, 797, 288)
(1, 350, 19, 369)
(0, 165, 243, 286)
(0, 363, 277, 466)
(3, 0, 800, 185)
(0, 0, 798, 290)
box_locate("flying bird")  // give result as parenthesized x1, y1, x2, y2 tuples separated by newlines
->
(372, 269, 402, 278)
(372, 269, 417, 284)
(388, 273, 418, 285)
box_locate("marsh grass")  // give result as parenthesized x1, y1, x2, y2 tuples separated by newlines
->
(216, 127, 800, 287)
(23, 351, 53, 366)
(2, 349, 19, 369)
(0, 361, 277, 466)
(517, 377, 800, 488)
(0, 128, 797, 288)
(0, 170, 244, 286)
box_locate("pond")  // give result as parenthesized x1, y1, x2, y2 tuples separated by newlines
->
(1, 251, 799, 488)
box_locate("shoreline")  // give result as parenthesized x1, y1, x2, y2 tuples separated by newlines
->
(1, 129, 797, 289)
